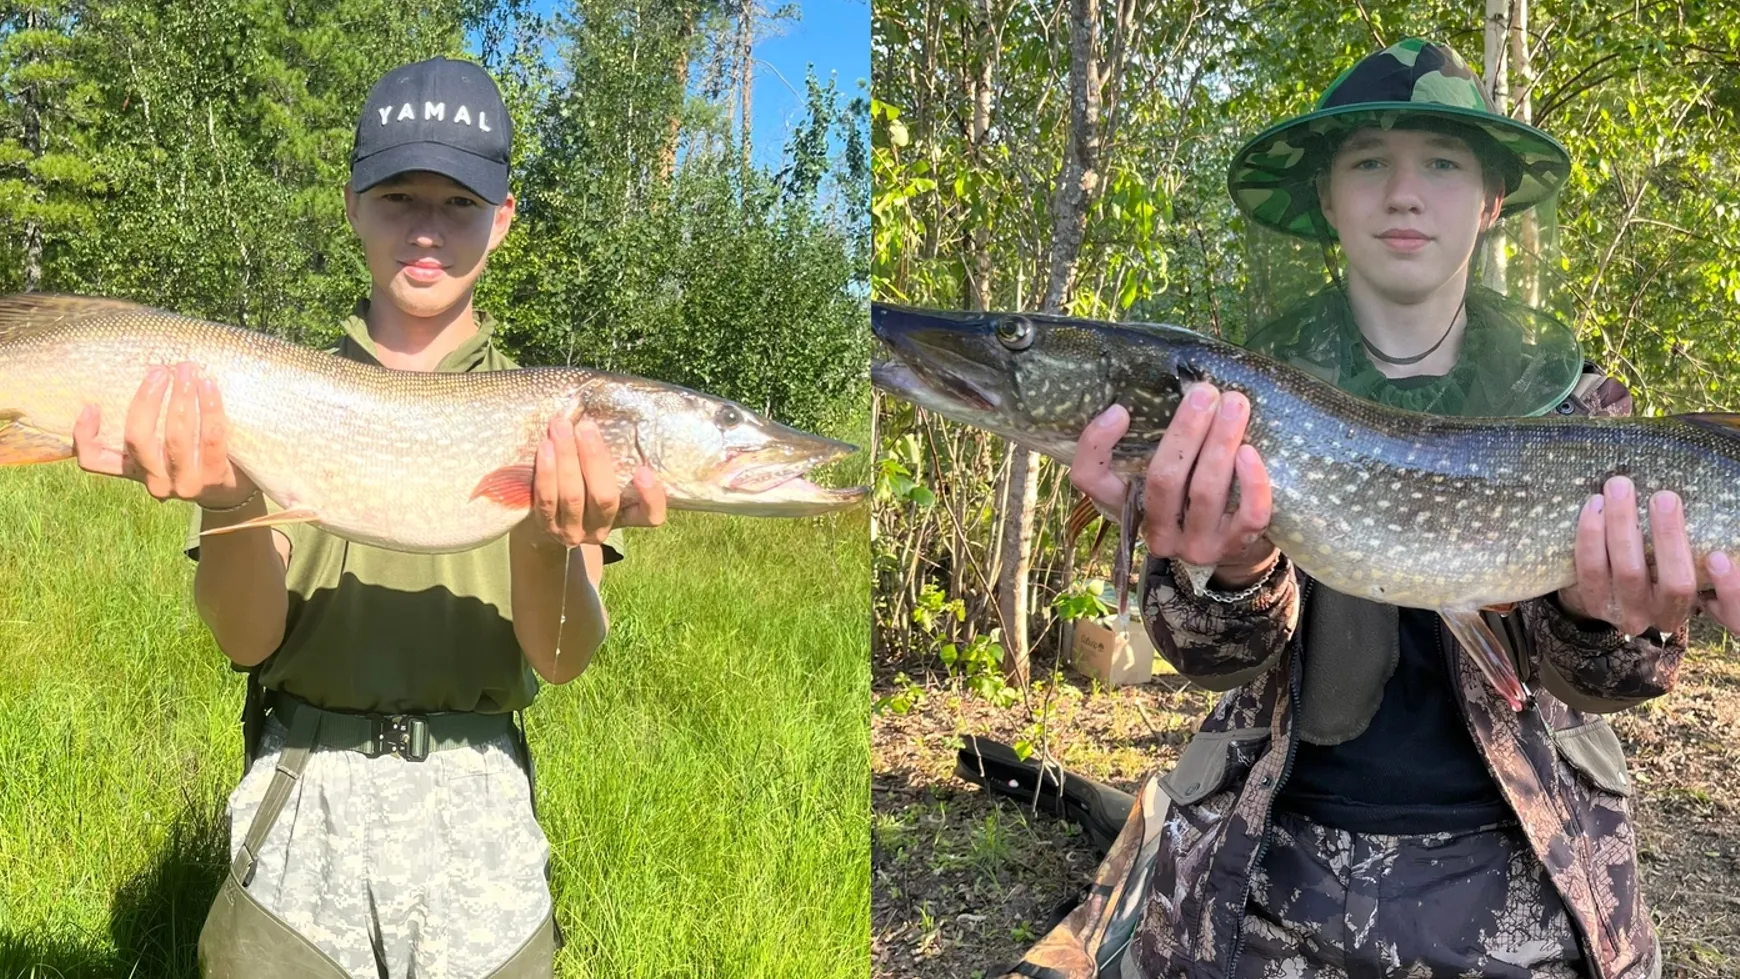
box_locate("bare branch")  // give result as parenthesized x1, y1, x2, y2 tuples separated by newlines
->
(1349, 0, 1385, 49)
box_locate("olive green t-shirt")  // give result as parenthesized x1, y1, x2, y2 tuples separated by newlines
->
(185, 301, 625, 714)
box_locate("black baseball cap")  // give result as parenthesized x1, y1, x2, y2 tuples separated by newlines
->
(349, 56, 513, 204)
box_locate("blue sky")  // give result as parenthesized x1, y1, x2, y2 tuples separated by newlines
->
(476, 1, 869, 167)
(746, 0, 869, 165)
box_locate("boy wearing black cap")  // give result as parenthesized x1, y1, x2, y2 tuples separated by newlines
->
(71, 56, 655, 978)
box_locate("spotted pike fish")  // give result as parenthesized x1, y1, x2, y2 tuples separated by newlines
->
(0, 294, 866, 552)
(871, 301, 1740, 712)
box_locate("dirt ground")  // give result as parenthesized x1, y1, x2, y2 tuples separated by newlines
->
(871, 620, 1740, 979)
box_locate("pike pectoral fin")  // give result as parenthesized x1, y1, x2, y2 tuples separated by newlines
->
(1439, 607, 1530, 713)
(471, 465, 535, 509)
(198, 507, 321, 538)
(0, 416, 73, 465)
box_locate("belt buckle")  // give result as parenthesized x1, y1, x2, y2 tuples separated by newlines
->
(367, 714, 430, 761)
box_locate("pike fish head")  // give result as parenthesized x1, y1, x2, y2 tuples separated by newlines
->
(621, 386, 868, 516)
(871, 302, 1197, 466)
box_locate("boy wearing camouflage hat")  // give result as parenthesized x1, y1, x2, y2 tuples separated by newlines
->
(1052, 38, 1680, 978)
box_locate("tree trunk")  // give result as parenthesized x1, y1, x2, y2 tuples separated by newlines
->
(21, 215, 41, 294)
(996, 0, 1102, 684)
(738, 0, 754, 168)
(1483, 0, 1509, 294)
(658, 4, 699, 182)
(956, 0, 997, 654)
(915, 0, 941, 267)
(21, 6, 43, 292)
(962, 0, 995, 311)
(996, 449, 1039, 684)
(1510, 0, 1539, 306)
(1042, 0, 1101, 313)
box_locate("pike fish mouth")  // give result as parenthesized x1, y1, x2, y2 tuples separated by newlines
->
(721, 436, 859, 494)
(747, 476, 869, 505)
(698, 437, 868, 516)
(871, 343, 999, 413)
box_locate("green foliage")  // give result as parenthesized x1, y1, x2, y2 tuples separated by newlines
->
(872, 669, 928, 715)
(480, 4, 870, 433)
(56, 0, 473, 338)
(870, 0, 1740, 667)
(943, 631, 1020, 706)
(913, 581, 965, 633)
(874, 430, 936, 506)
(485, 146, 868, 433)
(0, 1, 108, 288)
(0, 0, 865, 434)
(1051, 578, 1112, 624)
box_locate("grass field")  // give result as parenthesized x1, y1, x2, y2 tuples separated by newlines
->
(0, 459, 869, 979)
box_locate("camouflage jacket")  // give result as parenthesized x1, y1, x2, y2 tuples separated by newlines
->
(1005, 368, 1683, 979)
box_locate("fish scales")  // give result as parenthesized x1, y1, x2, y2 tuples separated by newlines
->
(0, 295, 866, 553)
(1175, 341, 1740, 609)
(874, 303, 1740, 611)
(872, 302, 1740, 710)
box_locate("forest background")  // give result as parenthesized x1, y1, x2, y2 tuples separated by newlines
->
(0, 0, 868, 432)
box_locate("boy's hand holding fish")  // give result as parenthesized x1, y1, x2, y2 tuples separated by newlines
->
(511, 414, 668, 553)
(72, 362, 256, 511)
(1071, 385, 1277, 592)
(1555, 475, 1695, 637)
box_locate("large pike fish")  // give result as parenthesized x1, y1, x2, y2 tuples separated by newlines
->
(871, 301, 1740, 712)
(0, 294, 866, 552)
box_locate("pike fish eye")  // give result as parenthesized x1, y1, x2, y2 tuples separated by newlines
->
(995, 315, 1035, 350)
(716, 404, 744, 428)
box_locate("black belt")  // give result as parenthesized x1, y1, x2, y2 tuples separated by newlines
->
(265, 691, 517, 762)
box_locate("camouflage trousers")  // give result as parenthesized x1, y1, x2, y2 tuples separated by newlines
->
(224, 714, 555, 978)
(1237, 810, 1587, 979)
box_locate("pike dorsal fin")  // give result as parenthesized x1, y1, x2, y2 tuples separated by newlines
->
(1679, 413, 1740, 441)
(0, 293, 153, 343)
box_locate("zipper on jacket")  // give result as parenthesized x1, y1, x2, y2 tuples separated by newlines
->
(1223, 577, 1312, 978)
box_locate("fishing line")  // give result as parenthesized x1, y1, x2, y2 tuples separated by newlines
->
(555, 543, 572, 665)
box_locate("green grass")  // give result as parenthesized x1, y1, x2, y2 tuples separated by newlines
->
(0, 461, 869, 979)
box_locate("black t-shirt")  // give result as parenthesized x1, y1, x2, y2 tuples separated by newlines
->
(1275, 607, 1513, 835)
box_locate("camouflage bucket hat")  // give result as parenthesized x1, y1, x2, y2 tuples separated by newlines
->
(1227, 37, 1572, 241)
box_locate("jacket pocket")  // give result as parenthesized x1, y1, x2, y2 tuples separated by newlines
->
(1551, 717, 1632, 797)
(1158, 727, 1272, 805)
